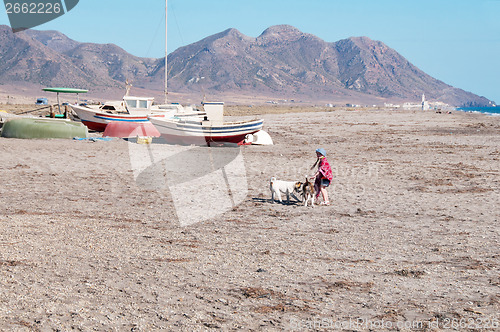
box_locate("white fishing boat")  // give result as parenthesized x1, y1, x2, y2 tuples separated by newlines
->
(149, 102, 264, 145)
(70, 96, 200, 132)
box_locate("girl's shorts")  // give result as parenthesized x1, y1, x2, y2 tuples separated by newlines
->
(321, 179, 331, 187)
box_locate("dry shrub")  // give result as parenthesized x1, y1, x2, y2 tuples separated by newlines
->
(241, 287, 277, 299)
(327, 280, 374, 291)
(394, 269, 426, 278)
(0, 260, 24, 266)
(154, 258, 191, 263)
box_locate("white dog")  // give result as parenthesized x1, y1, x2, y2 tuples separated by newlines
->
(270, 177, 303, 204)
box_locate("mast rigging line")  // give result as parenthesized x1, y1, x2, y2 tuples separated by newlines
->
(165, 0, 186, 104)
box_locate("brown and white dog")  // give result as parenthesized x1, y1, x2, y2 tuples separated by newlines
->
(270, 177, 303, 204)
(302, 178, 315, 207)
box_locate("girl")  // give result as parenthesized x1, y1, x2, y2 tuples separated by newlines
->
(311, 148, 333, 205)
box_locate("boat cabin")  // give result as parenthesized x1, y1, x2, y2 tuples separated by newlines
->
(99, 101, 124, 111)
(124, 96, 154, 114)
(202, 102, 224, 125)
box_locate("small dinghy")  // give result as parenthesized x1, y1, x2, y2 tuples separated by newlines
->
(1, 118, 88, 139)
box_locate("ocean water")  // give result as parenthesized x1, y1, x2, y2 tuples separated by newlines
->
(457, 106, 500, 116)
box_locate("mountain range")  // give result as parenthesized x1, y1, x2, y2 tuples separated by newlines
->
(0, 24, 493, 106)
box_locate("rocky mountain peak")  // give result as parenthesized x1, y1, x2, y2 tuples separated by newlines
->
(259, 25, 302, 36)
(25, 29, 79, 53)
(257, 25, 305, 44)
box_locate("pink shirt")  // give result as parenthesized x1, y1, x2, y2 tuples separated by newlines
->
(318, 157, 333, 181)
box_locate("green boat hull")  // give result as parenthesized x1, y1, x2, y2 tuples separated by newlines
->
(1, 118, 88, 139)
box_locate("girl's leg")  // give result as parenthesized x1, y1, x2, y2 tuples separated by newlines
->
(320, 186, 329, 204)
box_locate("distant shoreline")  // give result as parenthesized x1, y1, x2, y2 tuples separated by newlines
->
(456, 106, 500, 116)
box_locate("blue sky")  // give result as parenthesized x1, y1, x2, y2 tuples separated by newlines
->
(1, 0, 499, 103)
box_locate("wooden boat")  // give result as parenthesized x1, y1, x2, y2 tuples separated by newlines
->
(71, 96, 203, 132)
(70, 96, 152, 131)
(71, 104, 149, 132)
(148, 102, 264, 145)
(1, 118, 88, 139)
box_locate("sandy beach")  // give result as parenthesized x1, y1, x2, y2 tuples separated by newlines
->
(0, 108, 499, 330)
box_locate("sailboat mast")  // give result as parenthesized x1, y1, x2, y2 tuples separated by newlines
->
(164, 0, 168, 104)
